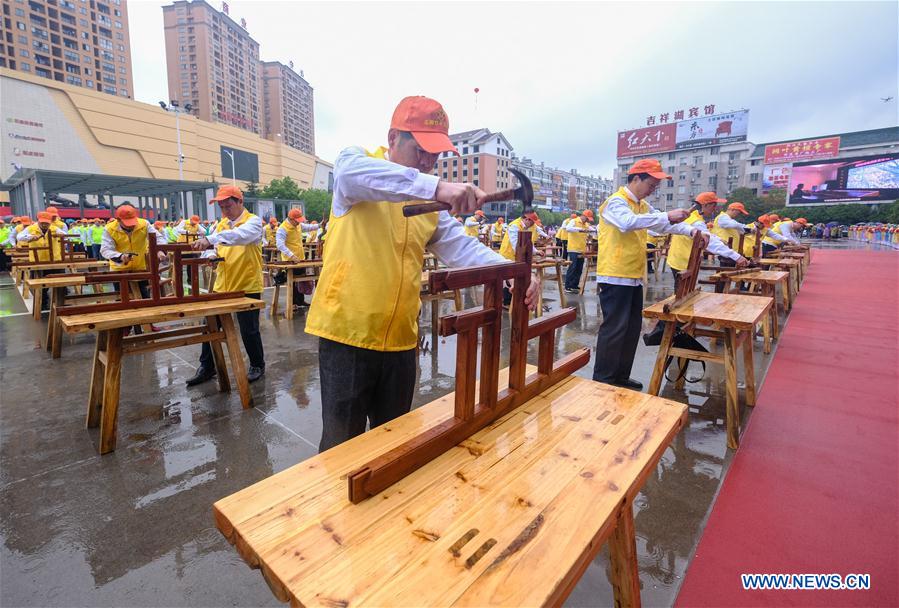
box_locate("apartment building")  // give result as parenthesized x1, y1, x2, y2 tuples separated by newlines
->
(261, 60, 314, 154)
(0, 0, 134, 97)
(512, 156, 612, 212)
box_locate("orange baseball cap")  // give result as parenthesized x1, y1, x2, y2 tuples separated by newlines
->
(190, 215, 200, 223)
(475, 210, 485, 217)
(628, 158, 671, 180)
(582, 209, 594, 220)
(46, 206, 60, 217)
(288, 208, 304, 221)
(727, 202, 749, 215)
(37, 211, 53, 222)
(795, 218, 808, 225)
(695, 192, 726, 205)
(768, 214, 780, 221)
(0, 219, 4, 224)
(390, 96, 458, 155)
(154, 221, 164, 229)
(21, 217, 33, 225)
(523, 210, 539, 221)
(209, 184, 244, 203)
(269, 216, 278, 224)
(115, 204, 139, 227)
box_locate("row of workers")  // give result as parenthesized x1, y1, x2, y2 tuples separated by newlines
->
(848, 224, 899, 248)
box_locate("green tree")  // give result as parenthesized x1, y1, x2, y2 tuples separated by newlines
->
(244, 180, 261, 197)
(260, 176, 303, 200)
(299, 189, 333, 221)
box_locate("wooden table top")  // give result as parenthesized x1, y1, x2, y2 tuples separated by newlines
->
(758, 257, 801, 267)
(264, 260, 323, 269)
(709, 270, 789, 283)
(643, 291, 773, 330)
(25, 275, 88, 288)
(58, 297, 264, 334)
(214, 372, 687, 607)
(12, 260, 108, 271)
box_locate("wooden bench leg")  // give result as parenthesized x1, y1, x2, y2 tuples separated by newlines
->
(556, 262, 567, 308)
(535, 268, 544, 318)
(453, 289, 462, 311)
(86, 330, 107, 429)
(724, 327, 741, 450)
(206, 315, 231, 393)
(98, 328, 124, 454)
(219, 313, 253, 409)
(648, 321, 676, 395)
(286, 269, 294, 320)
(609, 502, 642, 608)
(743, 329, 757, 407)
(271, 281, 281, 319)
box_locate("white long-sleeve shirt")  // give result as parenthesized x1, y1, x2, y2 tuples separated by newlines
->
(7, 227, 21, 247)
(17, 226, 66, 243)
(200, 211, 264, 259)
(332, 146, 506, 268)
(717, 213, 751, 233)
(275, 222, 317, 259)
(99, 222, 166, 261)
(775, 222, 800, 245)
(597, 187, 700, 286)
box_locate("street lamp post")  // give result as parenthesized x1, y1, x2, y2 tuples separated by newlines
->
(222, 149, 236, 186)
(159, 100, 192, 218)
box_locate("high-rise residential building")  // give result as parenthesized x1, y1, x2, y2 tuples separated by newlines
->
(0, 0, 134, 98)
(163, 0, 262, 135)
(262, 60, 314, 154)
(435, 128, 514, 193)
(511, 156, 612, 212)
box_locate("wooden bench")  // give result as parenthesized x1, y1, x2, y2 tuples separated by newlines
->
(708, 269, 791, 354)
(214, 370, 687, 608)
(57, 297, 264, 454)
(265, 260, 323, 320)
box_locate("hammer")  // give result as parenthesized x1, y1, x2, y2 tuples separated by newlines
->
(402, 167, 534, 217)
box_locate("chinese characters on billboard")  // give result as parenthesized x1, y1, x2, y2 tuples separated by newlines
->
(674, 111, 750, 150)
(617, 124, 677, 157)
(787, 153, 899, 205)
(765, 137, 840, 163)
(617, 110, 749, 158)
(762, 164, 791, 193)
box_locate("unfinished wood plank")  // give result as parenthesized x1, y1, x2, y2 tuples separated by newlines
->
(643, 291, 772, 331)
(86, 330, 107, 429)
(98, 328, 124, 454)
(608, 504, 641, 608)
(219, 313, 253, 409)
(723, 327, 741, 450)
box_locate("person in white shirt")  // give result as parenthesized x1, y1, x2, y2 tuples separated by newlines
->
(307, 95, 540, 452)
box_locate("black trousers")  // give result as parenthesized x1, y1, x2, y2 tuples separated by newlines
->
(557, 237, 568, 258)
(717, 256, 736, 268)
(592, 283, 644, 383)
(90, 244, 101, 259)
(0, 248, 10, 272)
(565, 251, 584, 290)
(199, 292, 264, 370)
(762, 243, 777, 255)
(318, 337, 416, 452)
(646, 243, 656, 273)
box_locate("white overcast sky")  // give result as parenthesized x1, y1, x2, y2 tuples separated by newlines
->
(130, 0, 899, 178)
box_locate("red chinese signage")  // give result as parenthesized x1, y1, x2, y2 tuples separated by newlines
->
(617, 123, 677, 158)
(764, 136, 840, 164)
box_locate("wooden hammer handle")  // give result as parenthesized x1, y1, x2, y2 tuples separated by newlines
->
(479, 187, 518, 204)
(403, 202, 452, 217)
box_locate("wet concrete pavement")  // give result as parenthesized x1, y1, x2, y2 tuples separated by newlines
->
(0, 241, 870, 607)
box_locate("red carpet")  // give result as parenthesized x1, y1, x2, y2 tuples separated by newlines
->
(676, 249, 898, 607)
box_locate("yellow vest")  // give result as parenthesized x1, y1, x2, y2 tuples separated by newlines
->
(490, 222, 505, 242)
(177, 221, 201, 243)
(712, 212, 740, 249)
(14, 224, 27, 249)
(558, 219, 570, 241)
(51, 219, 66, 232)
(278, 219, 304, 261)
(25, 224, 63, 262)
(305, 147, 439, 352)
(667, 210, 706, 271)
(596, 188, 649, 279)
(212, 210, 263, 294)
(566, 218, 589, 253)
(499, 217, 535, 261)
(742, 232, 758, 258)
(763, 221, 786, 246)
(464, 217, 480, 238)
(106, 219, 150, 271)
(264, 224, 277, 246)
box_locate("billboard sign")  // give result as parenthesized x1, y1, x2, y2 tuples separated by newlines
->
(675, 110, 749, 150)
(765, 137, 840, 164)
(220, 146, 259, 183)
(787, 153, 899, 205)
(762, 164, 792, 193)
(617, 123, 677, 158)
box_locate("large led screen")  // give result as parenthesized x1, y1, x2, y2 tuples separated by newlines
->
(787, 153, 899, 205)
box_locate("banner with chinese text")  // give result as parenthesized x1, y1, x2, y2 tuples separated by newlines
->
(764, 137, 840, 164)
(617, 124, 677, 158)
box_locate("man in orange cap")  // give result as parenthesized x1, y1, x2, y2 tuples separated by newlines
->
(189, 185, 267, 384)
(100, 204, 167, 301)
(307, 95, 538, 451)
(592, 159, 710, 390)
(762, 216, 801, 252)
(175, 214, 203, 243)
(45, 206, 66, 232)
(264, 216, 279, 247)
(464, 209, 486, 238)
(563, 209, 596, 292)
(18, 211, 69, 310)
(490, 216, 506, 245)
(557, 213, 575, 256)
(275, 207, 319, 308)
(711, 201, 755, 267)
(667, 192, 747, 281)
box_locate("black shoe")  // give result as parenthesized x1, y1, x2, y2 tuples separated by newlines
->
(186, 367, 216, 386)
(565, 287, 580, 294)
(247, 366, 265, 383)
(612, 378, 643, 391)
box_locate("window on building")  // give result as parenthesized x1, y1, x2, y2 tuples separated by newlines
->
(679, 173, 686, 181)
(678, 186, 686, 194)
(729, 151, 739, 160)
(750, 159, 760, 166)
(666, 193, 673, 201)
(749, 173, 759, 182)
(708, 161, 717, 169)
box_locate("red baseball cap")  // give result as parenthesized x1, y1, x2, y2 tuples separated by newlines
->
(695, 192, 726, 205)
(727, 202, 749, 215)
(209, 184, 244, 203)
(115, 204, 139, 227)
(628, 158, 671, 180)
(391, 96, 458, 155)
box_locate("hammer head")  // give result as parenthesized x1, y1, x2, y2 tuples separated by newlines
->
(509, 167, 534, 206)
